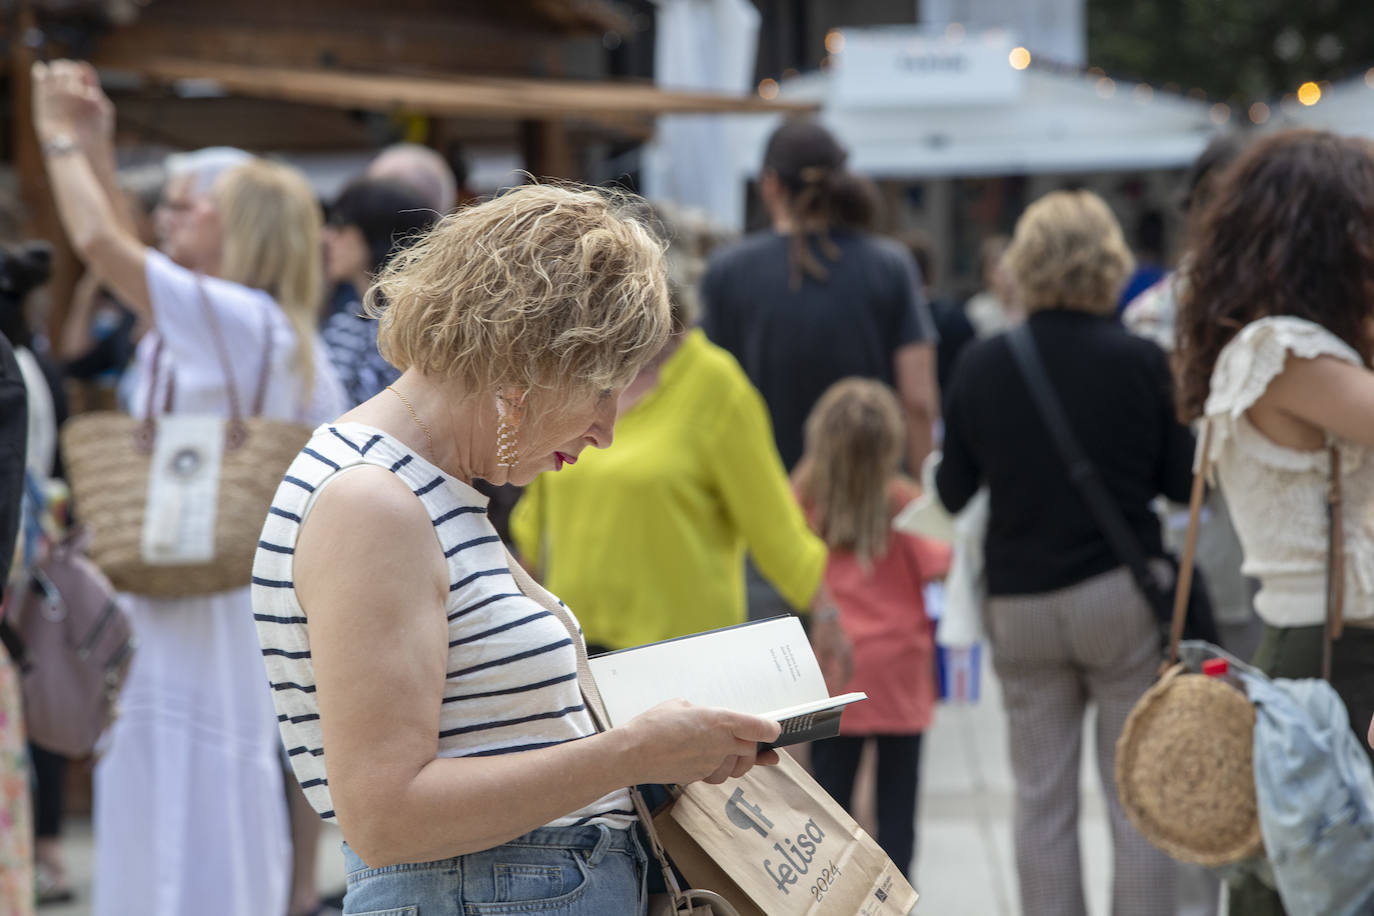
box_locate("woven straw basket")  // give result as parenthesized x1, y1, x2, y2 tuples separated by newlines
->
(61, 412, 312, 598)
(1115, 665, 1264, 867)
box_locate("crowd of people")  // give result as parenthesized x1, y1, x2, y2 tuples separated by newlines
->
(0, 53, 1372, 916)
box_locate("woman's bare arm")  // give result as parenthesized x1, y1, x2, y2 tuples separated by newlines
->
(1251, 354, 1374, 452)
(32, 61, 150, 316)
(294, 467, 780, 868)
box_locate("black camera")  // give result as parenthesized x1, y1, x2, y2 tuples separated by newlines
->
(0, 242, 53, 304)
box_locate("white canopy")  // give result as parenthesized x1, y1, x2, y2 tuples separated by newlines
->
(1273, 72, 1374, 139)
(740, 64, 1220, 180)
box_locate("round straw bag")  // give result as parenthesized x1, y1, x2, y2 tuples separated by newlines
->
(1115, 665, 1264, 866)
(1114, 424, 1345, 868)
(61, 281, 313, 598)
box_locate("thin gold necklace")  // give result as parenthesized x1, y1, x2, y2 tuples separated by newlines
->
(386, 385, 434, 458)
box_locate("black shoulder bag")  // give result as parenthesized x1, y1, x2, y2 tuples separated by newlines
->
(1006, 323, 1219, 644)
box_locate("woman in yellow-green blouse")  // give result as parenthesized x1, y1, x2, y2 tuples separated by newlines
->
(510, 252, 848, 681)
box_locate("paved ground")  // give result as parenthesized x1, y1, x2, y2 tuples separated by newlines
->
(41, 664, 1222, 915)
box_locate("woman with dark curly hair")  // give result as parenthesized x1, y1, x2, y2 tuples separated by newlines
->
(1174, 129, 1374, 916)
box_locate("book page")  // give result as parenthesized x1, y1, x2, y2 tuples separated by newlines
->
(588, 616, 830, 727)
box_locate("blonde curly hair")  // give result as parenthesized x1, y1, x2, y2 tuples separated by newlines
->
(369, 183, 671, 396)
(1005, 190, 1135, 316)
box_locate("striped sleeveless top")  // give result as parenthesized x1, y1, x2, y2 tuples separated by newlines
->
(252, 422, 635, 829)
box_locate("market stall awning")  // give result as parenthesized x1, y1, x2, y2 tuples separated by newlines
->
(740, 66, 1220, 179)
(105, 57, 818, 120)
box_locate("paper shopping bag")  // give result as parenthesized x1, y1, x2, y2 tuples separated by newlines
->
(658, 752, 919, 916)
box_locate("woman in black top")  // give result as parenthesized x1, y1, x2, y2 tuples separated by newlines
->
(936, 190, 1193, 916)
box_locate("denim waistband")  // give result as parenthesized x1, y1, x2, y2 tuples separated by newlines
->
(494, 823, 639, 860)
(343, 822, 640, 875)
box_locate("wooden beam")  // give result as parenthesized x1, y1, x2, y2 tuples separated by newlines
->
(103, 58, 820, 120)
(111, 95, 377, 152)
(106, 92, 653, 153)
(519, 119, 575, 181)
(11, 7, 80, 345)
(89, 21, 563, 78)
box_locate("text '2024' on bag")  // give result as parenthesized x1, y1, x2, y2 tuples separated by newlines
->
(503, 548, 919, 916)
(61, 282, 313, 598)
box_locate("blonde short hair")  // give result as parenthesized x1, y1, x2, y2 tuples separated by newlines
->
(214, 159, 323, 395)
(371, 184, 671, 396)
(1005, 190, 1135, 316)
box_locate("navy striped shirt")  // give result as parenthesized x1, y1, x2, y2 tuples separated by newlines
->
(252, 422, 634, 828)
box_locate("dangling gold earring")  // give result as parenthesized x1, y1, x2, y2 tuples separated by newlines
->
(495, 385, 523, 468)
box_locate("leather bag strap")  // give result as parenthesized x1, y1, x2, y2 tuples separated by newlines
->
(502, 548, 723, 916)
(1006, 324, 1173, 619)
(192, 278, 244, 425)
(1165, 430, 1342, 681)
(1166, 422, 1211, 666)
(1323, 447, 1345, 681)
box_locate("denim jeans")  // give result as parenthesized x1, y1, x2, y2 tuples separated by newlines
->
(341, 823, 647, 915)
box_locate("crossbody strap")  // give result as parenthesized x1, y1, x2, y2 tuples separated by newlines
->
(1323, 447, 1345, 681)
(138, 280, 276, 451)
(1006, 324, 1172, 619)
(1009, 323, 1345, 680)
(1166, 422, 1211, 666)
(502, 548, 707, 913)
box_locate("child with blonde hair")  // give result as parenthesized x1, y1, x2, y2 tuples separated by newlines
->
(794, 377, 950, 878)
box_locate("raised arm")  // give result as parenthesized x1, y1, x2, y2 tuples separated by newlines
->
(31, 60, 149, 316)
(294, 467, 780, 867)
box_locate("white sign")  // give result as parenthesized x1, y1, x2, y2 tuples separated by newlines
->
(831, 27, 1025, 108)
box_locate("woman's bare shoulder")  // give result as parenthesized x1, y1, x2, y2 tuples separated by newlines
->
(294, 465, 446, 600)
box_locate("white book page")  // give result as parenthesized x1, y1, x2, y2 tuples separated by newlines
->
(588, 617, 829, 726)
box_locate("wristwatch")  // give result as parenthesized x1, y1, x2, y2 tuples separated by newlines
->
(41, 133, 78, 157)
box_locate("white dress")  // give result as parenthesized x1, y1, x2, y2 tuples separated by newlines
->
(93, 251, 345, 916)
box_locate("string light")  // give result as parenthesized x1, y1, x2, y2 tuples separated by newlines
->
(1188, 88, 1207, 100)
(825, 29, 845, 55)
(1087, 66, 1106, 78)
(1096, 77, 1116, 98)
(1366, 68, 1374, 89)
(1009, 46, 1031, 70)
(757, 79, 779, 100)
(1297, 81, 1322, 106)
(1249, 102, 1271, 124)
(1209, 103, 1231, 124)
(1132, 83, 1154, 103)
(782, 68, 800, 79)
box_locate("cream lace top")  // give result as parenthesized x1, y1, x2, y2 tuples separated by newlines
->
(1203, 316, 1374, 627)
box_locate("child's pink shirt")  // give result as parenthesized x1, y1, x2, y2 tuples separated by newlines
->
(807, 481, 951, 735)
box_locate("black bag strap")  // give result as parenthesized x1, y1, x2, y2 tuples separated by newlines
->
(1006, 324, 1171, 620)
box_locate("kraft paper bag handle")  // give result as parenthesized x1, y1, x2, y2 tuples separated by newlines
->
(504, 547, 736, 916)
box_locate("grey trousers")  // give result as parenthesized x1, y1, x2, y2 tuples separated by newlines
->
(987, 565, 1176, 916)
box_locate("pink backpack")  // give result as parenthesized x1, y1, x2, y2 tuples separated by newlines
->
(5, 527, 135, 757)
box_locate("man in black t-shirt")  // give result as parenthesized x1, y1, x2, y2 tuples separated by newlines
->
(701, 121, 937, 471)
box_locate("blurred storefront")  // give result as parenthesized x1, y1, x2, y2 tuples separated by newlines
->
(718, 25, 1219, 298)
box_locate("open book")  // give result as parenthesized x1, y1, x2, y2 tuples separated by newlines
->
(587, 616, 865, 750)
